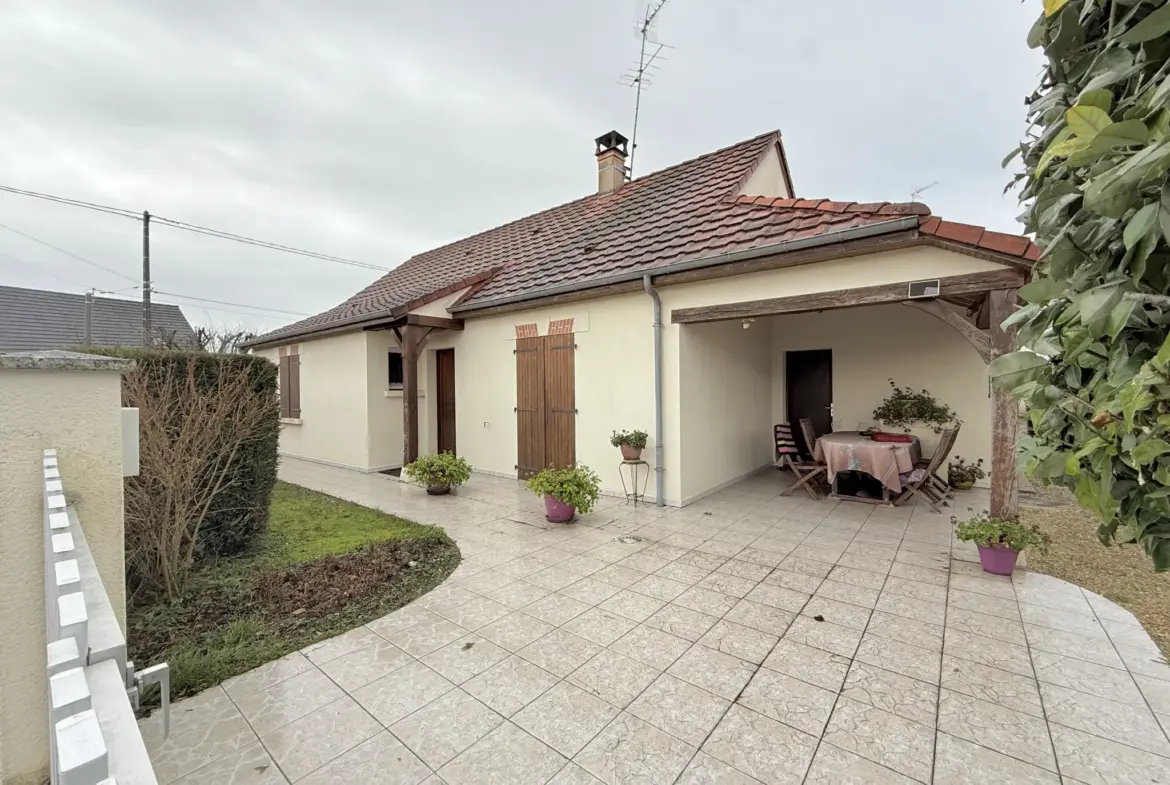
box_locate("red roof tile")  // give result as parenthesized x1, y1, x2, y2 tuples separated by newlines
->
(250, 132, 1039, 347)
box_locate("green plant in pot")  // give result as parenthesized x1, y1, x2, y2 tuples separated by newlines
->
(404, 452, 473, 496)
(947, 456, 985, 490)
(526, 464, 601, 523)
(872, 379, 956, 432)
(610, 429, 648, 461)
(954, 510, 1049, 577)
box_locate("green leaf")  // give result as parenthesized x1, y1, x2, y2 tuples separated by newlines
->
(1106, 298, 1137, 338)
(1002, 145, 1023, 169)
(1154, 331, 1170, 367)
(1083, 140, 1170, 217)
(1036, 136, 1091, 178)
(1019, 278, 1067, 303)
(1134, 438, 1170, 465)
(1125, 203, 1159, 250)
(1091, 119, 1149, 152)
(1067, 105, 1113, 140)
(1079, 88, 1113, 112)
(1043, 0, 1069, 17)
(1119, 3, 1170, 44)
(989, 351, 1051, 390)
(1160, 181, 1170, 246)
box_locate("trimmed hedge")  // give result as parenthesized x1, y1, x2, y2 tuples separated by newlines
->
(86, 347, 280, 559)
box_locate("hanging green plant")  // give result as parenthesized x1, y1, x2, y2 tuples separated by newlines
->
(871, 379, 956, 432)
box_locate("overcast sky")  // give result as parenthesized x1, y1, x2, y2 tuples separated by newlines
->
(0, 1, 1044, 333)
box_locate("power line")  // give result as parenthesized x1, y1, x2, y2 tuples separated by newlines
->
(0, 221, 138, 283)
(0, 184, 141, 220)
(0, 181, 388, 271)
(0, 248, 90, 289)
(149, 215, 389, 271)
(151, 290, 310, 317)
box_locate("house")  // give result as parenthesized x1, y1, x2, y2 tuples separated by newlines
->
(0, 284, 197, 351)
(244, 130, 1035, 516)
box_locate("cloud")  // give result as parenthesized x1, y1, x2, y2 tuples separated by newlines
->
(0, 0, 1044, 331)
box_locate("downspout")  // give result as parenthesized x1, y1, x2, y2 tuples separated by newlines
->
(642, 274, 665, 506)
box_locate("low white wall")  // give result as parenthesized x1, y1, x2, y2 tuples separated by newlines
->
(0, 353, 131, 784)
(769, 303, 992, 475)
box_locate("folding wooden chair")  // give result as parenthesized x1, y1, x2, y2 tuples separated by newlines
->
(915, 425, 959, 503)
(776, 420, 827, 499)
(896, 440, 950, 512)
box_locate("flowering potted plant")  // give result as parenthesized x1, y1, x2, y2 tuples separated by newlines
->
(526, 464, 601, 523)
(610, 429, 649, 461)
(954, 511, 1049, 576)
(947, 457, 985, 490)
(872, 379, 956, 454)
(404, 452, 473, 496)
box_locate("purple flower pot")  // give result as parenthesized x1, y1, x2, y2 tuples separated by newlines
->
(544, 496, 576, 523)
(977, 544, 1020, 576)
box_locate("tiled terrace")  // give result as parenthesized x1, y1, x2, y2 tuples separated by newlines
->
(140, 458, 1170, 784)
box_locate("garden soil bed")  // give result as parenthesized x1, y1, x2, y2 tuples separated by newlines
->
(128, 482, 461, 703)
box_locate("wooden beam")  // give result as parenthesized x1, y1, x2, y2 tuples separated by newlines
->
(405, 314, 464, 331)
(401, 323, 421, 465)
(902, 300, 991, 362)
(671, 268, 1026, 324)
(989, 288, 1020, 520)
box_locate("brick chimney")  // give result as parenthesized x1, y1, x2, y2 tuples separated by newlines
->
(595, 131, 629, 195)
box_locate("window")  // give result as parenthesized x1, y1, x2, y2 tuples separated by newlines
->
(388, 351, 404, 388)
(279, 348, 301, 419)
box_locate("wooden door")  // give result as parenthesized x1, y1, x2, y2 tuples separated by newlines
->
(543, 333, 576, 469)
(436, 348, 456, 454)
(515, 336, 545, 479)
(786, 349, 833, 457)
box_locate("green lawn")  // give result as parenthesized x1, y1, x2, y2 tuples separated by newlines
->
(128, 481, 461, 701)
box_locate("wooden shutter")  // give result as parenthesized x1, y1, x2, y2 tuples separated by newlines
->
(278, 355, 291, 419)
(543, 333, 576, 469)
(288, 353, 301, 418)
(515, 336, 545, 479)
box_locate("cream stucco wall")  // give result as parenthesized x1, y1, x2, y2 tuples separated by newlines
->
(679, 320, 773, 502)
(768, 304, 992, 476)
(738, 145, 791, 199)
(0, 359, 129, 784)
(256, 331, 370, 471)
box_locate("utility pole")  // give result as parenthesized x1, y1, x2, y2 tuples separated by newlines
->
(142, 210, 151, 346)
(83, 289, 93, 347)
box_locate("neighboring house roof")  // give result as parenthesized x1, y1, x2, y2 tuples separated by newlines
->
(248, 130, 1037, 348)
(0, 285, 197, 352)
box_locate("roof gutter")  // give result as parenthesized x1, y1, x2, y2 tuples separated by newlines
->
(449, 217, 919, 314)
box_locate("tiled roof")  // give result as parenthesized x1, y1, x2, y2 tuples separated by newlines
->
(0, 285, 197, 352)
(250, 131, 1037, 346)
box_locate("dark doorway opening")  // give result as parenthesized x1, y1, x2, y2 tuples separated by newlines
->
(436, 348, 456, 455)
(786, 349, 833, 457)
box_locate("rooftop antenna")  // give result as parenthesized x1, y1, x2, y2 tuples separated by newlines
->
(911, 181, 940, 203)
(620, 0, 672, 178)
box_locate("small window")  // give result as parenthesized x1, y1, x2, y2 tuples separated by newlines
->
(388, 351, 404, 388)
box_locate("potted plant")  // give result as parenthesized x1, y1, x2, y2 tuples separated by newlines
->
(948, 456, 985, 490)
(610, 429, 649, 461)
(404, 452, 473, 495)
(526, 464, 601, 523)
(954, 511, 1050, 576)
(872, 379, 956, 455)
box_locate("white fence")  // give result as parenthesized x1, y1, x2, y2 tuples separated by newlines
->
(43, 449, 167, 785)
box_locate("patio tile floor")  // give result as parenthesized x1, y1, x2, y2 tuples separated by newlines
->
(141, 457, 1170, 783)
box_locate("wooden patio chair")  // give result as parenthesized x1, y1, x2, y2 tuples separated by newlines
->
(896, 440, 951, 512)
(775, 422, 827, 499)
(916, 425, 960, 502)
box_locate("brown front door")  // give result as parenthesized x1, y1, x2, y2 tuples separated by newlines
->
(515, 334, 576, 478)
(436, 348, 456, 454)
(786, 349, 833, 457)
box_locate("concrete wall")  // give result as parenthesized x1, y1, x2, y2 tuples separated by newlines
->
(0, 352, 131, 785)
(768, 303, 992, 477)
(679, 319, 773, 503)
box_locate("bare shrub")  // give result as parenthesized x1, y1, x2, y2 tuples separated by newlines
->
(124, 357, 276, 599)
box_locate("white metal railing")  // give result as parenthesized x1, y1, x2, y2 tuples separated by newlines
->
(42, 449, 169, 785)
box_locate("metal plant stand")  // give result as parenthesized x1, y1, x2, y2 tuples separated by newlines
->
(619, 459, 650, 506)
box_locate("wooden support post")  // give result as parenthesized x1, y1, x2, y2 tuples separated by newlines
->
(402, 323, 421, 465)
(989, 288, 1019, 520)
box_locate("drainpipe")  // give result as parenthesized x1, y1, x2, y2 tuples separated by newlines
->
(642, 274, 665, 507)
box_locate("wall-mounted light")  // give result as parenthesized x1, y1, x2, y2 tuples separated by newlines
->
(741, 318, 755, 330)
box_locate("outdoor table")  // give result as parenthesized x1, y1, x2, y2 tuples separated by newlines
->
(813, 431, 922, 502)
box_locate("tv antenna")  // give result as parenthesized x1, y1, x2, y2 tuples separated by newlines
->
(620, 0, 672, 178)
(911, 181, 940, 203)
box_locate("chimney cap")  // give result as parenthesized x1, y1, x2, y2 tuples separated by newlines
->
(595, 130, 629, 156)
